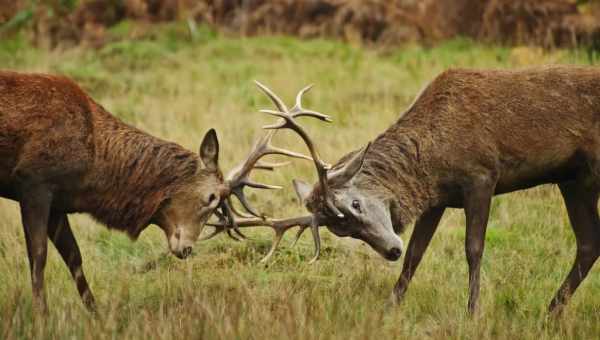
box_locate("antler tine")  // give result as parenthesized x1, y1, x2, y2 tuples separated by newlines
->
(203, 209, 229, 240)
(285, 222, 320, 263)
(230, 187, 261, 217)
(204, 215, 319, 262)
(199, 226, 225, 241)
(226, 130, 312, 218)
(290, 85, 333, 122)
(254, 81, 289, 112)
(255, 86, 329, 173)
(255, 81, 344, 218)
(260, 229, 286, 263)
(217, 200, 247, 241)
(254, 161, 291, 171)
(227, 197, 254, 218)
(259, 215, 321, 263)
(223, 200, 249, 240)
(293, 84, 314, 111)
(291, 225, 309, 248)
(226, 229, 243, 241)
(204, 201, 250, 241)
(308, 221, 321, 264)
(201, 226, 247, 242)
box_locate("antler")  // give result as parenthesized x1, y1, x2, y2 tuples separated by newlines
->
(214, 123, 312, 240)
(225, 130, 310, 217)
(204, 82, 333, 263)
(213, 199, 249, 241)
(206, 215, 321, 263)
(255, 81, 344, 218)
(241, 81, 337, 262)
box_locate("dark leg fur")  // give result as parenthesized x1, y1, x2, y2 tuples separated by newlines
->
(19, 185, 52, 314)
(48, 211, 97, 312)
(393, 207, 445, 304)
(549, 180, 600, 313)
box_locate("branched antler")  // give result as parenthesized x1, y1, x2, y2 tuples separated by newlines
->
(225, 130, 310, 217)
(255, 81, 343, 218)
(204, 82, 333, 263)
(214, 82, 333, 262)
(206, 215, 320, 263)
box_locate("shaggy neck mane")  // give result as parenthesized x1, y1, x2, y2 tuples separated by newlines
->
(356, 124, 433, 227)
(84, 106, 199, 238)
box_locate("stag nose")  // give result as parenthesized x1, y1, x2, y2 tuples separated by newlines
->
(173, 246, 193, 259)
(388, 247, 402, 261)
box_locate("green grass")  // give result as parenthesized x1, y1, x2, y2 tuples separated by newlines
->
(1, 23, 599, 339)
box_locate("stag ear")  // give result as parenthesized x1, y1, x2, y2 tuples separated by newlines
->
(199, 129, 219, 171)
(327, 143, 371, 186)
(293, 179, 312, 205)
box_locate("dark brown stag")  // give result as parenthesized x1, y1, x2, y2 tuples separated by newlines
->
(236, 67, 600, 314)
(0, 71, 311, 313)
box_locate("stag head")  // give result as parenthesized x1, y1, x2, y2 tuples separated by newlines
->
(155, 117, 311, 259)
(292, 150, 404, 261)
(153, 129, 224, 258)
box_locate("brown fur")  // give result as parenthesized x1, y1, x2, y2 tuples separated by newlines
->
(0, 71, 200, 237)
(358, 65, 600, 222)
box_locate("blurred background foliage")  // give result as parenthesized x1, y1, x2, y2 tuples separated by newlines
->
(2, 0, 600, 52)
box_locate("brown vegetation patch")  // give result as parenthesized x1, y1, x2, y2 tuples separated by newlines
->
(3, 0, 600, 49)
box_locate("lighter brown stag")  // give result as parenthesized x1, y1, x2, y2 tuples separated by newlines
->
(0, 71, 310, 313)
(231, 67, 600, 315)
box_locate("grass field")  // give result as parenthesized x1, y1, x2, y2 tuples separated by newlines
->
(0, 23, 599, 339)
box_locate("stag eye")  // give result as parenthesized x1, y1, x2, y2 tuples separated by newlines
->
(207, 193, 217, 203)
(351, 200, 361, 213)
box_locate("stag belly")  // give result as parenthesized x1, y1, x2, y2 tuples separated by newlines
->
(494, 151, 581, 194)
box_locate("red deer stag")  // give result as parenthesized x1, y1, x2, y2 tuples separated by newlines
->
(0, 71, 311, 313)
(227, 69, 600, 314)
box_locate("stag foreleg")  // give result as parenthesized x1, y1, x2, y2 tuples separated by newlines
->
(392, 207, 445, 305)
(19, 185, 52, 314)
(549, 181, 600, 314)
(463, 175, 495, 315)
(48, 211, 97, 313)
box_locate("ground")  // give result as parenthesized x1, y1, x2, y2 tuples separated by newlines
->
(0, 23, 598, 339)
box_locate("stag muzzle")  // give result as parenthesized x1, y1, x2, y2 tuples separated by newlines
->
(326, 221, 404, 261)
(169, 231, 195, 259)
(358, 229, 404, 261)
(169, 220, 209, 259)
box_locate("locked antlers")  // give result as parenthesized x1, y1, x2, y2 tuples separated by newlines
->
(206, 214, 319, 263)
(205, 81, 333, 263)
(225, 130, 309, 217)
(214, 129, 310, 241)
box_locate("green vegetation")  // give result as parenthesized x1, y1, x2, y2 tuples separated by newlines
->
(0, 23, 599, 339)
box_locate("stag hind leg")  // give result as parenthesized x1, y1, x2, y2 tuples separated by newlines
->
(48, 211, 96, 312)
(549, 180, 600, 314)
(19, 185, 52, 314)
